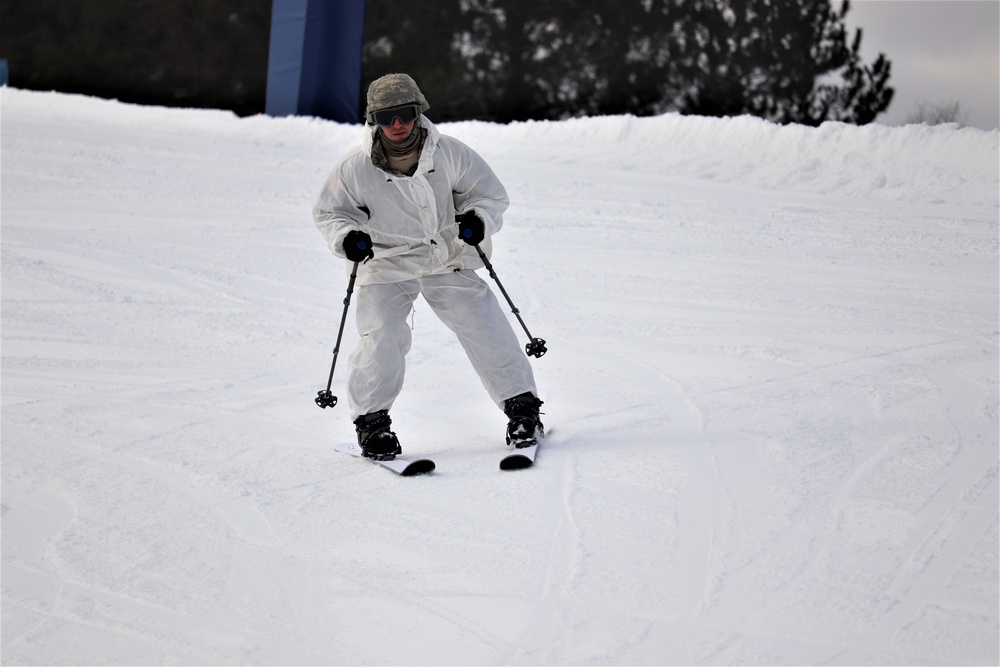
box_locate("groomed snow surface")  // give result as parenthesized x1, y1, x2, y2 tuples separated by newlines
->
(2, 88, 997, 665)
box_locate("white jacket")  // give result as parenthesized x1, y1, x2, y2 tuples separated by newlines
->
(313, 117, 509, 285)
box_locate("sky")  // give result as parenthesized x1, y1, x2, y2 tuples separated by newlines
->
(845, 0, 1000, 130)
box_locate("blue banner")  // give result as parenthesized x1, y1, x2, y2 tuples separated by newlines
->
(266, 0, 366, 123)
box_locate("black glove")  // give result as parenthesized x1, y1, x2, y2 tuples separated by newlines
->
(456, 211, 485, 246)
(343, 230, 375, 263)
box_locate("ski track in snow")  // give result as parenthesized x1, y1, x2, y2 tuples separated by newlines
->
(2, 89, 998, 665)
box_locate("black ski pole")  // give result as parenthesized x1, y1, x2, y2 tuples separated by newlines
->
(315, 261, 360, 408)
(473, 244, 547, 358)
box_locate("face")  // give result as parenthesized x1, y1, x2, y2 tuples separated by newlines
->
(371, 103, 421, 142)
(381, 117, 415, 142)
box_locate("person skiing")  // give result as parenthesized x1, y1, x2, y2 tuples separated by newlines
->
(313, 73, 543, 461)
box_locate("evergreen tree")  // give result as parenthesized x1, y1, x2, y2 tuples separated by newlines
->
(3, 0, 892, 125)
(363, 0, 893, 126)
(676, 0, 893, 125)
(0, 0, 270, 116)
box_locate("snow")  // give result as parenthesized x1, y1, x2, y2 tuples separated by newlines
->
(2, 87, 997, 665)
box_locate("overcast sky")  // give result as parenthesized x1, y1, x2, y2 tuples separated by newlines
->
(845, 0, 999, 130)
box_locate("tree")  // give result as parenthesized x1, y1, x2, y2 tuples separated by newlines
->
(677, 0, 894, 125)
(0, 0, 270, 116)
(362, 0, 893, 126)
(906, 101, 967, 127)
(2, 0, 892, 125)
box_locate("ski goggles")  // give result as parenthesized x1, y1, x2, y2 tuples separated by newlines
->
(370, 103, 421, 127)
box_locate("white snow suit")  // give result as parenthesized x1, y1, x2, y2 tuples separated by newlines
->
(314, 117, 538, 419)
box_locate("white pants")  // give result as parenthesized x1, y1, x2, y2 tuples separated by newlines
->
(347, 270, 538, 419)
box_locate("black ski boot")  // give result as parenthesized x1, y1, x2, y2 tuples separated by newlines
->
(354, 410, 402, 461)
(503, 393, 544, 448)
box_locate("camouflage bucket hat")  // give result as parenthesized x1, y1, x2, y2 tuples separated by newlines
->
(365, 73, 430, 124)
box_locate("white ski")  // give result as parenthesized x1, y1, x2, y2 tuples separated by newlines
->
(335, 442, 435, 476)
(499, 442, 539, 470)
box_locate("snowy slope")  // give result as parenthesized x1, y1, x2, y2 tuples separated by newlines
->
(2, 88, 997, 665)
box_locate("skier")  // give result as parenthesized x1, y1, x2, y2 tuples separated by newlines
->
(313, 73, 543, 461)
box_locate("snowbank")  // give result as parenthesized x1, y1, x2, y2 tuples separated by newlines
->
(7, 88, 997, 210)
(447, 111, 999, 209)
